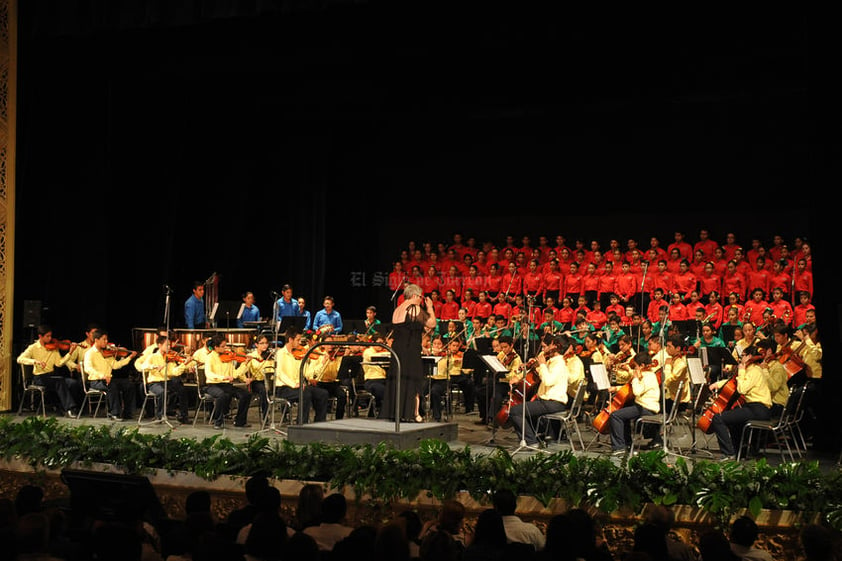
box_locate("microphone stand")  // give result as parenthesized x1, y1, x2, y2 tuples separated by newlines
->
(444, 323, 470, 420)
(512, 297, 546, 455)
(637, 264, 648, 353)
(141, 285, 174, 429)
(656, 295, 688, 460)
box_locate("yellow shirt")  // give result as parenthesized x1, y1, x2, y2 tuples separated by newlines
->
(732, 336, 758, 362)
(17, 341, 73, 375)
(275, 346, 304, 388)
(362, 347, 388, 381)
(631, 369, 661, 414)
(564, 354, 585, 399)
(83, 347, 133, 382)
(192, 346, 211, 366)
(497, 351, 523, 383)
(535, 354, 569, 404)
(663, 355, 690, 403)
(612, 349, 637, 384)
(317, 355, 342, 383)
(717, 363, 772, 408)
(801, 338, 822, 379)
(435, 353, 463, 380)
(240, 350, 275, 383)
(204, 350, 249, 385)
(764, 360, 789, 409)
(140, 352, 191, 383)
(63, 341, 92, 372)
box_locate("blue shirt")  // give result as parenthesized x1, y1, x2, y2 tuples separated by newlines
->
(300, 309, 312, 331)
(237, 305, 260, 328)
(184, 295, 205, 329)
(276, 297, 300, 322)
(313, 309, 343, 334)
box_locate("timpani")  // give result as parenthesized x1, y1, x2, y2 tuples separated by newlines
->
(132, 327, 160, 352)
(220, 328, 257, 349)
(174, 329, 217, 354)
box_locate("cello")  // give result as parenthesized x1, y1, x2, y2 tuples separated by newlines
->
(494, 355, 542, 428)
(696, 357, 753, 434)
(592, 357, 663, 434)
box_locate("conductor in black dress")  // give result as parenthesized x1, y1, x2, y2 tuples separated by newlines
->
(381, 283, 437, 422)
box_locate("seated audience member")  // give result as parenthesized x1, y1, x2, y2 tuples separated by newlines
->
(729, 516, 774, 561)
(302, 493, 354, 552)
(492, 489, 545, 552)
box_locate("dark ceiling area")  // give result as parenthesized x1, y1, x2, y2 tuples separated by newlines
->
(12, 3, 830, 355)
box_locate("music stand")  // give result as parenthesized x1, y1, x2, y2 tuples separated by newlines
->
(586, 363, 613, 451)
(672, 320, 695, 341)
(343, 319, 367, 336)
(421, 355, 438, 421)
(278, 316, 307, 341)
(684, 356, 715, 457)
(480, 354, 511, 444)
(472, 337, 494, 355)
(719, 324, 739, 347)
(703, 346, 737, 385)
(215, 300, 242, 329)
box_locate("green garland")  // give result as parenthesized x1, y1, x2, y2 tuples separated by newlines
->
(2, 416, 842, 528)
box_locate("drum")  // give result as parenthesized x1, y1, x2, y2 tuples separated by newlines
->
(175, 329, 217, 354)
(221, 328, 256, 349)
(132, 328, 159, 352)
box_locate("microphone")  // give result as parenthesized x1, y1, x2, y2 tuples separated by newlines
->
(271, 291, 281, 298)
(163, 284, 173, 293)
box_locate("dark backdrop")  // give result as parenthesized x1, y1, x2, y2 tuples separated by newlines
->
(12, 3, 837, 447)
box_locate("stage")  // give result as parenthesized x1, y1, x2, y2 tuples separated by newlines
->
(285, 418, 459, 449)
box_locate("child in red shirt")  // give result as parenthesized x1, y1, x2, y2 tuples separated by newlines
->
(793, 291, 816, 328)
(493, 292, 513, 321)
(586, 300, 608, 330)
(556, 297, 576, 326)
(474, 291, 493, 321)
(564, 262, 583, 305)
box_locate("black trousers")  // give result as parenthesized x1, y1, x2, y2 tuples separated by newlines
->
(206, 383, 251, 426)
(317, 381, 348, 420)
(34, 374, 81, 413)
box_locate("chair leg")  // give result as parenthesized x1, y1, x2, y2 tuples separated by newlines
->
(76, 395, 89, 419)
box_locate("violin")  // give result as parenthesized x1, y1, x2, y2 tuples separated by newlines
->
(44, 339, 73, 351)
(776, 340, 808, 378)
(292, 344, 321, 360)
(502, 350, 518, 367)
(164, 350, 190, 364)
(219, 350, 252, 363)
(102, 345, 133, 359)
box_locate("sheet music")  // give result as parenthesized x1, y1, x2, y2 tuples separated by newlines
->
(687, 357, 707, 385)
(480, 354, 509, 373)
(590, 363, 610, 391)
(237, 303, 246, 320)
(209, 302, 219, 321)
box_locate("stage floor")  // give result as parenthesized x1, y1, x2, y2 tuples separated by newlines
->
(5, 405, 839, 468)
(285, 417, 459, 449)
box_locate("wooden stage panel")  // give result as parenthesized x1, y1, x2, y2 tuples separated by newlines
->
(286, 418, 459, 449)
